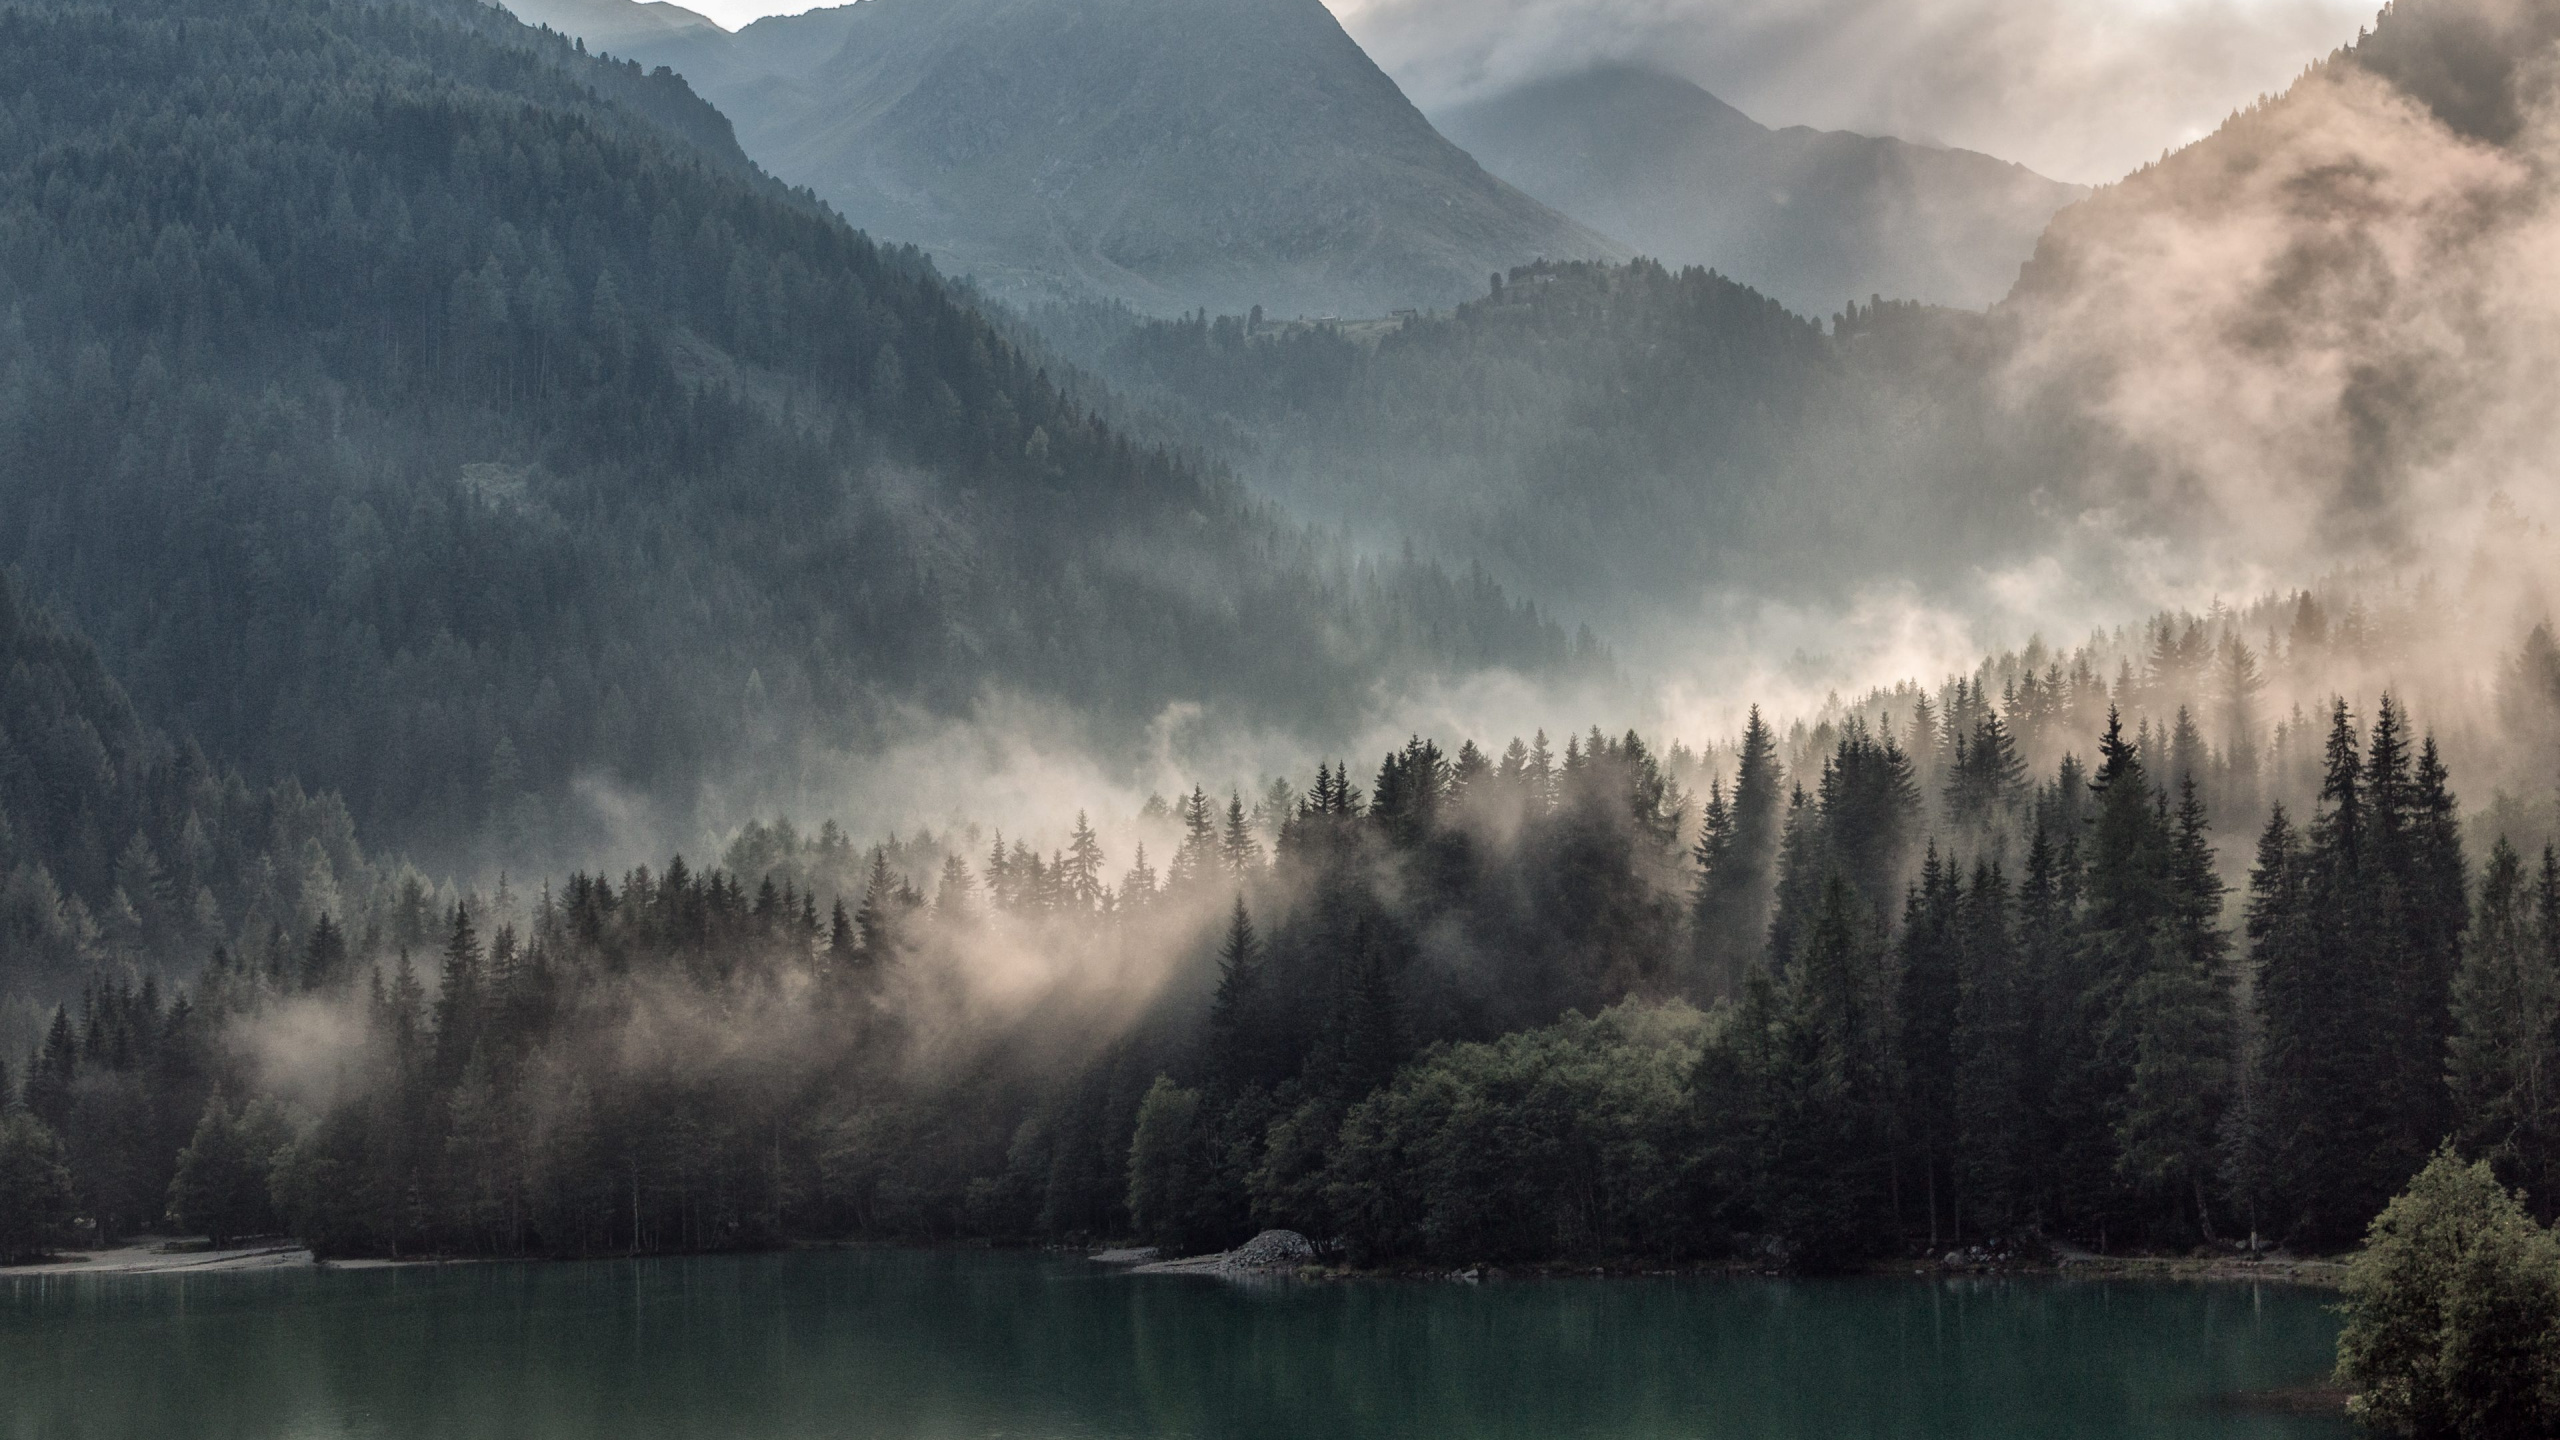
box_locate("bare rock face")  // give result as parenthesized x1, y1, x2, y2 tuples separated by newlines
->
(1227, 1230, 1316, 1270)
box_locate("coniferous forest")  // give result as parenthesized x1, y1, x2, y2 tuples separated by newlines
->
(11, 580, 2560, 1282)
(11, 3, 2560, 1432)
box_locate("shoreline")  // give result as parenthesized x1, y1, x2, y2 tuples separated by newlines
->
(1093, 1239, 2351, 1289)
(3, 1237, 2351, 1290)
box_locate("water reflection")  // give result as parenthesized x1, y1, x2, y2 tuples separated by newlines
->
(0, 1251, 2349, 1440)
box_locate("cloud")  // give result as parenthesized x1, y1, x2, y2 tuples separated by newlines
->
(1327, 0, 2376, 183)
(2005, 56, 2560, 617)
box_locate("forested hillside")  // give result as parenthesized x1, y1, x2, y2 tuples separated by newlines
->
(17, 585, 2560, 1268)
(1055, 263, 2028, 631)
(0, 0, 1586, 875)
(0, 576, 384, 1052)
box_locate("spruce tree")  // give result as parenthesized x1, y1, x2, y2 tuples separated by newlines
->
(1896, 846, 1963, 1244)
(1219, 794, 1261, 878)
(827, 899, 857, 968)
(434, 905, 484, 1085)
(1063, 812, 1105, 911)
(854, 849, 899, 965)
(2449, 840, 2558, 1215)
(1168, 788, 1218, 891)
(1756, 874, 1896, 1269)
(1693, 707, 1782, 999)
(1952, 860, 2027, 1240)
(2117, 778, 2234, 1237)
(301, 914, 347, 992)
(1208, 898, 1262, 1087)
(935, 854, 976, 922)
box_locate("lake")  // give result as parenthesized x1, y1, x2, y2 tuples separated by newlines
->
(0, 1249, 2349, 1439)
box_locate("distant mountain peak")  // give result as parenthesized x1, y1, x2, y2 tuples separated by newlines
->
(500, 0, 723, 48)
(1435, 66, 2085, 314)
(601, 0, 1619, 316)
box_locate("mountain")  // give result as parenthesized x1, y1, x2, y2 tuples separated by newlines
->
(503, 0, 719, 50)
(1434, 65, 2086, 315)
(0, 0, 1585, 876)
(1050, 264, 2021, 638)
(603, 0, 1622, 317)
(1998, 0, 2560, 593)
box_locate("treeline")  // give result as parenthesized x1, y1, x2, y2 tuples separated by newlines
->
(10, 667, 2560, 1271)
(0, 0, 1589, 870)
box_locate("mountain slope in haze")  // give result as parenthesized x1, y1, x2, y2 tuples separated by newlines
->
(503, 0, 718, 49)
(609, 0, 1622, 317)
(1999, 0, 2560, 595)
(1435, 65, 2087, 315)
(1054, 264, 2023, 638)
(0, 0, 1586, 876)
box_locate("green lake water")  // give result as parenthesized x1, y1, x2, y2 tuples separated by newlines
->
(0, 1249, 2349, 1439)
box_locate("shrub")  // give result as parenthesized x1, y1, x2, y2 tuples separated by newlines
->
(2337, 1148, 2560, 1438)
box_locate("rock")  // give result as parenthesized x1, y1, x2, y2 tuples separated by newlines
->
(1226, 1230, 1316, 1270)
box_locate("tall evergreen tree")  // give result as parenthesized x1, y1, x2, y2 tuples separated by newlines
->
(2117, 778, 2234, 1238)
(1693, 707, 1782, 999)
(1896, 847, 1963, 1244)
(434, 906, 484, 1085)
(1168, 789, 1219, 892)
(1951, 860, 2027, 1240)
(1752, 874, 1897, 1269)
(1219, 794, 1262, 878)
(1208, 898, 1263, 1088)
(2448, 840, 2559, 1218)
(1063, 813, 1105, 912)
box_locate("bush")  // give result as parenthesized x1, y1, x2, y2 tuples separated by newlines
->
(1323, 1001, 1709, 1264)
(2337, 1148, 2560, 1438)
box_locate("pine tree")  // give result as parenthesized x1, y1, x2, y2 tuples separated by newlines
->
(1896, 846, 1963, 1245)
(935, 853, 976, 923)
(2116, 778, 2234, 1237)
(1220, 794, 1261, 878)
(827, 899, 856, 968)
(25, 1007, 76, 1134)
(986, 831, 1012, 912)
(1208, 897, 1261, 1087)
(1331, 920, 1403, 1096)
(1951, 860, 2027, 1240)
(1063, 812, 1105, 912)
(1693, 707, 1782, 1000)
(2449, 840, 2558, 1215)
(1755, 874, 1896, 1269)
(2046, 712, 2166, 1242)
(301, 914, 348, 992)
(855, 849, 899, 965)
(2216, 634, 2264, 817)
(1120, 844, 1158, 910)
(434, 905, 484, 1084)
(1169, 788, 1218, 892)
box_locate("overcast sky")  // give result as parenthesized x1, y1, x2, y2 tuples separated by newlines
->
(686, 0, 2379, 184)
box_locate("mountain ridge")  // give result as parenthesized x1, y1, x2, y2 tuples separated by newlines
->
(1436, 63, 2086, 315)
(600, 0, 1624, 317)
